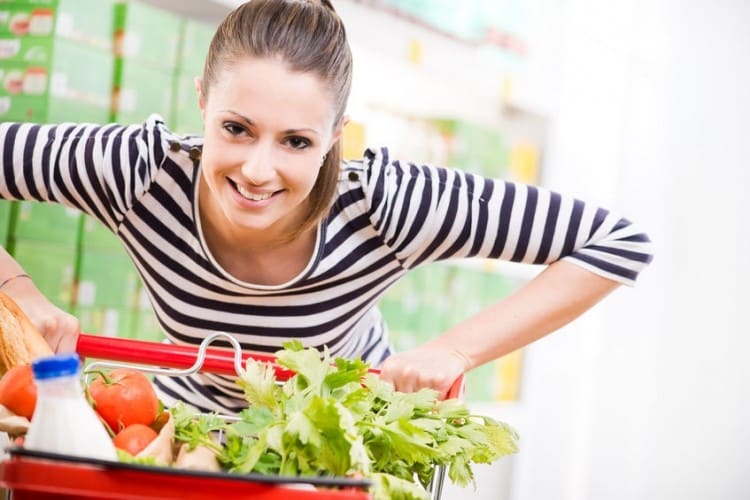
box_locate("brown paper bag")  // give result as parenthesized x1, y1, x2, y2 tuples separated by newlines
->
(0, 404, 29, 437)
(174, 440, 222, 472)
(137, 410, 175, 465)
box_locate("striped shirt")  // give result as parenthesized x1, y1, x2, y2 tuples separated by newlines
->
(0, 116, 653, 413)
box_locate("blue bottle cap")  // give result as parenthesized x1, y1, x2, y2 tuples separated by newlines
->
(31, 353, 81, 380)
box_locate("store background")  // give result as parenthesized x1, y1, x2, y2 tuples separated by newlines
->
(1, 0, 748, 499)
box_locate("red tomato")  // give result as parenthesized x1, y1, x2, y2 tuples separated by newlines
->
(87, 368, 159, 433)
(0, 364, 37, 419)
(113, 423, 158, 456)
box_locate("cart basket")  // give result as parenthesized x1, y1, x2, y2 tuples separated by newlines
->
(1, 332, 464, 499)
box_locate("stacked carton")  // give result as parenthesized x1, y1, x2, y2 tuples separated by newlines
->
(0, 1, 210, 342)
(1, 0, 115, 313)
(110, 0, 180, 125)
(131, 281, 164, 342)
(0, 199, 12, 246)
(434, 119, 510, 179)
(0, 0, 114, 123)
(99, 0, 183, 340)
(75, 217, 139, 338)
(379, 262, 521, 402)
(170, 18, 214, 135)
(10, 202, 79, 311)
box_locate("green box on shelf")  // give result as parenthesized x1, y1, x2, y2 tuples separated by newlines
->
(132, 307, 164, 342)
(80, 215, 121, 251)
(76, 306, 134, 338)
(0, 39, 113, 123)
(177, 18, 215, 75)
(0, 3, 56, 41)
(11, 238, 75, 310)
(0, 92, 112, 124)
(77, 247, 138, 308)
(13, 201, 80, 244)
(54, 0, 115, 50)
(171, 70, 201, 135)
(134, 278, 151, 311)
(0, 199, 13, 245)
(112, 59, 173, 125)
(0, 36, 55, 64)
(0, 0, 115, 50)
(114, 0, 181, 70)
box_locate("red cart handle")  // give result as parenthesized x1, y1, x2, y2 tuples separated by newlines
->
(76, 333, 465, 399)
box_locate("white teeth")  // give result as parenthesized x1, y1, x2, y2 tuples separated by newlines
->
(236, 184, 273, 201)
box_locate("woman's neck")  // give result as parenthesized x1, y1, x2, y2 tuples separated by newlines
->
(210, 226, 318, 286)
(198, 188, 318, 285)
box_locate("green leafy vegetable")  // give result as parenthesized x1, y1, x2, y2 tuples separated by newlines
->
(170, 342, 519, 499)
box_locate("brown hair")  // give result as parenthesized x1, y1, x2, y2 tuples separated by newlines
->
(202, 0, 353, 238)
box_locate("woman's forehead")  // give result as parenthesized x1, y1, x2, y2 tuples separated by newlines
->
(207, 57, 337, 129)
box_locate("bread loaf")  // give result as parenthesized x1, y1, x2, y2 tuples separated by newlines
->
(0, 292, 53, 374)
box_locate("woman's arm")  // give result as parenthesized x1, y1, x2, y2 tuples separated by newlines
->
(0, 119, 167, 225)
(380, 260, 619, 397)
(0, 118, 171, 352)
(363, 151, 652, 396)
(0, 246, 79, 353)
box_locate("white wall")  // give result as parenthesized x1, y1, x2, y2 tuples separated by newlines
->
(524, 0, 750, 499)
(634, 1, 750, 498)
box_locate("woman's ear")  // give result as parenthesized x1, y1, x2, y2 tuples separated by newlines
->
(194, 76, 206, 122)
(330, 114, 350, 147)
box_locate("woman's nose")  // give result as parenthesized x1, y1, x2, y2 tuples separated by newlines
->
(241, 144, 275, 185)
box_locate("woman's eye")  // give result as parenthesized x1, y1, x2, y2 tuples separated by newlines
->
(286, 136, 311, 150)
(222, 122, 247, 136)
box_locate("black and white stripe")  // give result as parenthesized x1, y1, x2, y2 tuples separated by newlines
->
(1, 116, 653, 414)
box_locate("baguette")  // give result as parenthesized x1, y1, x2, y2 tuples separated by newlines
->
(0, 292, 53, 375)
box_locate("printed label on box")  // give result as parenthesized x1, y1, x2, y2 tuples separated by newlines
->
(22, 67, 46, 95)
(0, 39, 20, 59)
(28, 9, 54, 36)
(78, 281, 96, 307)
(118, 87, 136, 112)
(122, 33, 140, 58)
(55, 12, 73, 38)
(50, 71, 66, 97)
(103, 309, 120, 337)
(3, 69, 23, 95)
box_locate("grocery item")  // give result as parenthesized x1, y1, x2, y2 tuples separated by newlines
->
(0, 364, 37, 419)
(168, 341, 519, 500)
(87, 367, 159, 432)
(113, 423, 158, 456)
(24, 353, 118, 461)
(0, 291, 53, 374)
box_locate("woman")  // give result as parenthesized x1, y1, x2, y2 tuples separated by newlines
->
(0, 0, 652, 413)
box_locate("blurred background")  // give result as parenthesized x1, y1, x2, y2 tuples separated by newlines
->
(1, 0, 748, 499)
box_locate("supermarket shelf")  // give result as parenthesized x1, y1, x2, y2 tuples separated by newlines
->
(139, 0, 528, 124)
(443, 259, 543, 282)
(139, 0, 235, 23)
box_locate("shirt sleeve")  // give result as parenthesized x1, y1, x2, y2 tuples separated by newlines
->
(0, 115, 169, 232)
(361, 147, 654, 286)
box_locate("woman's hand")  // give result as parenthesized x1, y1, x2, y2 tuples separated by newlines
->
(2, 277, 79, 353)
(379, 344, 471, 400)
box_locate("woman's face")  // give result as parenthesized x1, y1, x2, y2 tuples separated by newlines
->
(198, 56, 342, 243)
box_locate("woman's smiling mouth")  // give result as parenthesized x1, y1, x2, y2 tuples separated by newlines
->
(229, 179, 278, 202)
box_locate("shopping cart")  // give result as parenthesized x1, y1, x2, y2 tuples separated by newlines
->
(1, 332, 463, 499)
